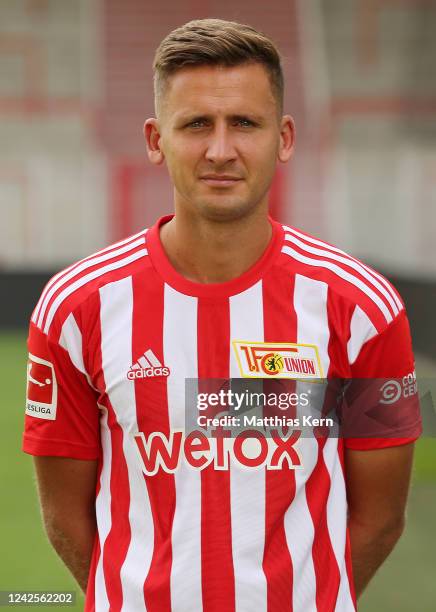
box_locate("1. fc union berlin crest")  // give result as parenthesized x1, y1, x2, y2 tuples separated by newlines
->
(232, 341, 323, 379)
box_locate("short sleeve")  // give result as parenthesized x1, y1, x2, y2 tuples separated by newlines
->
(344, 309, 422, 450)
(23, 321, 101, 459)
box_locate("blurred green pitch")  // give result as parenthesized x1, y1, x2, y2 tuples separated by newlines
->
(0, 331, 435, 611)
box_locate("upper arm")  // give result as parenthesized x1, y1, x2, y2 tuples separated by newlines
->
(24, 321, 101, 460)
(344, 442, 415, 529)
(34, 456, 98, 522)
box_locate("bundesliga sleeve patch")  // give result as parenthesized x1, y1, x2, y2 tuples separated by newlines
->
(26, 353, 58, 420)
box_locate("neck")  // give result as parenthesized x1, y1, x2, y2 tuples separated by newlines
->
(159, 207, 272, 284)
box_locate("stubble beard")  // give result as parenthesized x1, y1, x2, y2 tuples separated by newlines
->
(193, 182, 269, 224)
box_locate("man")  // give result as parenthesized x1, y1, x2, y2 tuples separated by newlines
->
(23, 19, 421, 612)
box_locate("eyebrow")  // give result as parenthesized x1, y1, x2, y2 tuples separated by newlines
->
(176, 113, 265, 124)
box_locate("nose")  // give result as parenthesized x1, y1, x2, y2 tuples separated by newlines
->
(205, 124, 237, 165)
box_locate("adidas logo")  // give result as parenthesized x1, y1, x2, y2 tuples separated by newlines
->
(127, 349, 170, 380)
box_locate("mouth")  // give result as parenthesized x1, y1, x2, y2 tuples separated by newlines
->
(200, 175, 243, 187)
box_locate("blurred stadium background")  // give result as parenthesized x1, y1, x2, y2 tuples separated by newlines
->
(0, 0, 435, 610)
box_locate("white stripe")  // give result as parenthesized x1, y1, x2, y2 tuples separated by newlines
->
(294, 274, 330, 374)
(138, 356, 152, 369)
(59, 314, 87, 376)
(163, 284, 202, 612)
(229, 281, 267, 612)
(144, 349, 161, 367)
(324, 438, 356, 611)
(59, 314, 99, 391)
(284, 438, 318, 612)
(100, 277, 153, 612)
(282, 246, 393, 323)
(32, 231, 146, 325)
(287, 274, 330, 611)
(35, 237, 146, 328)
(347, 305, 378, 365)
(284, 232, 400, 316)
(283, 224, 403, 312)
(94, 407, 112, 612)
(43, 249, 147, 333)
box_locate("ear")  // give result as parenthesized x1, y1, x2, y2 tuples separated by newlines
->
(144, 118, 165, 165)
(278, 115, 295, 164)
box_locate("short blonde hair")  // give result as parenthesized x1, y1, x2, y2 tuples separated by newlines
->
(153, 19, 284, 115)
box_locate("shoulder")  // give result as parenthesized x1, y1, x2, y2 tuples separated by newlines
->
(30, 228, 150, 338)
(278, 223, 405, 335)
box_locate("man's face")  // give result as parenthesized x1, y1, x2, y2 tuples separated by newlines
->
(145, 63, 294, 222)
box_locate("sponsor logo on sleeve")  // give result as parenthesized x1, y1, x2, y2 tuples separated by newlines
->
(380, 370, 418, 405)
(232, 341, 323, 379)
(26, 354, 57, 420)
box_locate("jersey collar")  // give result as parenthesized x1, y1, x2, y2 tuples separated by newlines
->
(146, 214, 284, 298)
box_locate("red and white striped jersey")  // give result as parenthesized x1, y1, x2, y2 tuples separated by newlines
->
(23, 215, 421, 612)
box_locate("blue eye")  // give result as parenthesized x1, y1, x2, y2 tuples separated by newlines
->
(188, 120, 206, 128)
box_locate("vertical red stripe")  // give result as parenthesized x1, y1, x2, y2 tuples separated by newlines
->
(338, 439, 358, 609)
(74, 290, 131, 611)
(133, 271, 174, 612)
(79, 293, 102, 612)
(262, 268, 296, 612)
(92, 290, 131, 612)
(304, 438, 341, 610)
(101, 409, 131, 611)
(197, 297, 236, 611)
(326, 287, 355, 378)
(328, 292, 356, 605)
(304, 289, 341, 611)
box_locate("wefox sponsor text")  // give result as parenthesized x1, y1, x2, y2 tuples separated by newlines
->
(134, 429, 302, 475)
